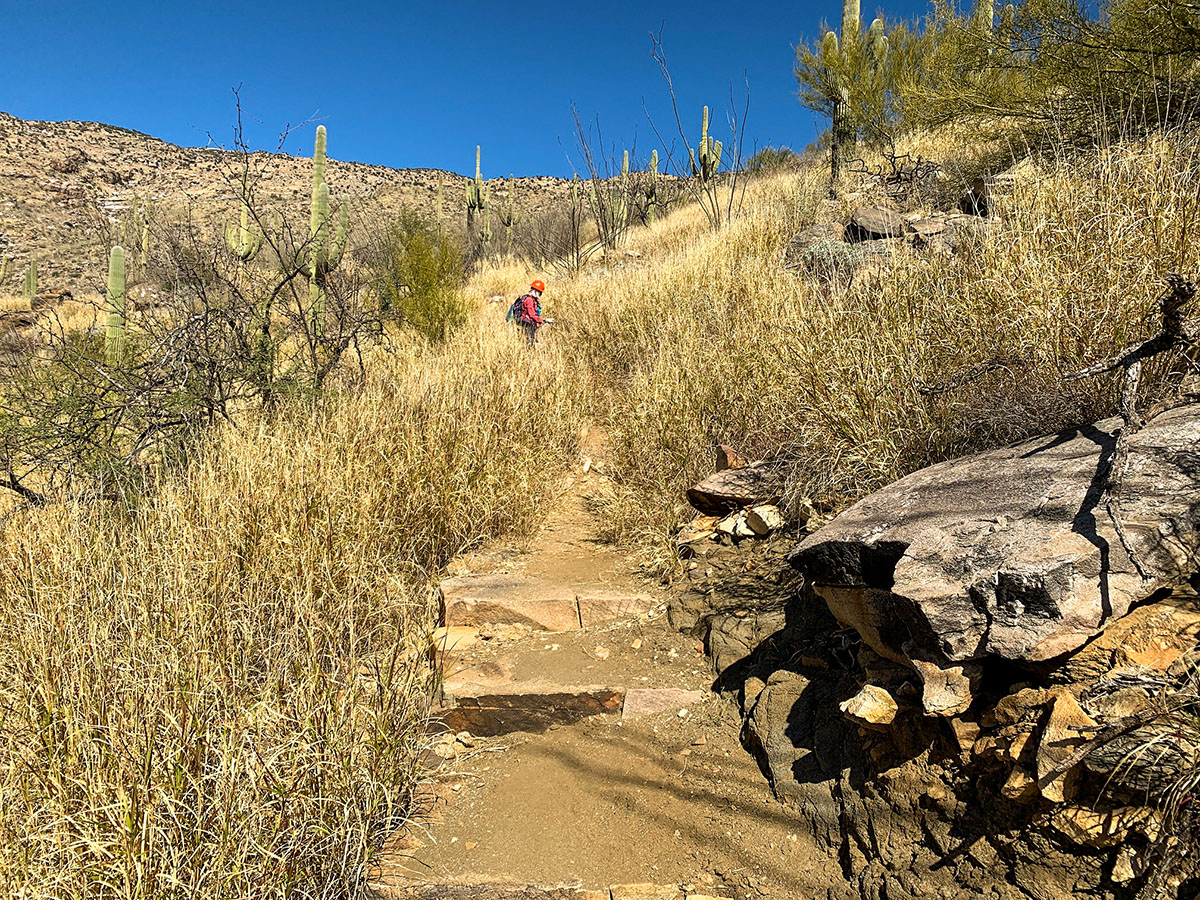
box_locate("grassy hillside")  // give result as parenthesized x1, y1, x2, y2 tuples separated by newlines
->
(545, 130, 1200, 570)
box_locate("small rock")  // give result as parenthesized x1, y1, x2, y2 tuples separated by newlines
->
(732, 516, 756, 540)
(715, 514, 741, 537)
(1035, 691, 1098, 802)
(839, 684, 899, 728)
(745, 504, 785, 536)
(594, 646, 611, 660)
(847, 205, 905, 241)
(1001, 766, 1038, 801)
(1049, 805, 1159, 848)
(631, 638, 643, 650)
(912, 659, 979, 717)
(1085, 686, 1150, 719)
(692, 736, 707, 745)
(715, 444, 748, 471)
(465, 841, 477, 850)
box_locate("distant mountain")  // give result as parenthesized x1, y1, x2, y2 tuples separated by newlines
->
(0, 114, 572, 296)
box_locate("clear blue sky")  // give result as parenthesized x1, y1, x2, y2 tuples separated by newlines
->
(0, 0, 931, 178)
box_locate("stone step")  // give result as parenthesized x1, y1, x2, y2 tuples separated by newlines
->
(371, 881, 729, 899)
(431, 624, 710, 737)
(440, 573, 658, 632)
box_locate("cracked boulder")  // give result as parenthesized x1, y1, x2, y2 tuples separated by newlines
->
(788, 406, 1200, 710)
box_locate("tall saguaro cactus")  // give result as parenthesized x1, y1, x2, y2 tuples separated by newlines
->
(302, 125, 349, 335)
(689, 107, 724, 190)
(0, 257, 10, 286)
(105, 247, 126, 365)
(497, 175, 522, 249)
(644, 149, 661, 224)
(23, 260, 36, 305)
(976, 0, 995, 33)
(465, 146, 490, 250)
(829, 0, 860, 180)
(815, 0, 889, 181)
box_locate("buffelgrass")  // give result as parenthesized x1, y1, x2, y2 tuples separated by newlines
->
(553, 130, 1200, 571)
(0, 322, 585, 898)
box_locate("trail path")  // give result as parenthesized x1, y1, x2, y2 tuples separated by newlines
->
(369, 431, 835, 900)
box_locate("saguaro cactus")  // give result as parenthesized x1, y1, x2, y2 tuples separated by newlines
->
(23, 260, 36, 305)
(105, 247, 126, 364)
(644, 150, 661, 224)
(224, 200, 263, 261)
(976, 0, 995, 32)
(465, 146, 490, 248)
(689, 107, 724, 190)
(0, 257, 10, 285)
(818, 0, 889, 181)
(302, 125, 349, 334)
(497, 175, 522, 249)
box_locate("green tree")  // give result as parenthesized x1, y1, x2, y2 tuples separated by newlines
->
(900, 0, 1200, 141)
(367, 211, 468, 343)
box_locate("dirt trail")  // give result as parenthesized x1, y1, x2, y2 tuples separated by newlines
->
(368, 432, 838, 900)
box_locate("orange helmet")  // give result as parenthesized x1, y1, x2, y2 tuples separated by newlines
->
(530, 280, 546, 293)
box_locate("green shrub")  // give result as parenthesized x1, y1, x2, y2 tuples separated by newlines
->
(746, 146, 802, 174)
(366, 211, 469, 343)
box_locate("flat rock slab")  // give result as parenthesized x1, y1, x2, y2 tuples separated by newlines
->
(442, 576, 659, 632)
(436, 687, 625, 737)
(442, 574, 581, 631)
(435, 624, 711, 737)
(789, 406, 1200, 669)
(621, 689, 706, 720)
(577, 592, 658, 628)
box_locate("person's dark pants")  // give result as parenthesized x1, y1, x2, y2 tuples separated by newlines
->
(522, 322, 538, 346)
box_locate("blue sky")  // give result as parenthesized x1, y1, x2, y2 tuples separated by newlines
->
(0, 0, 931, 178)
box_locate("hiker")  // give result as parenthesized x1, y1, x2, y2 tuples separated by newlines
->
(508, 279, 553, 346)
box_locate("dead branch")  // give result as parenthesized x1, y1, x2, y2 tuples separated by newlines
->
(1062, 273, 1198, 579)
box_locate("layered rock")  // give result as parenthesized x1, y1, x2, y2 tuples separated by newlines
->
(789, 406, 1200, 712)
(670, 406, 1200, 900)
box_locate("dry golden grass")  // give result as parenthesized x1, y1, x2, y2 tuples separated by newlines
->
(551, 131, 1200, 571)
(0, 296, 32, 313)
(0, 316, 587, 897)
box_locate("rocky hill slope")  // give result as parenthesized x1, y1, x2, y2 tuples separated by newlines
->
(0, 112, 573, 296)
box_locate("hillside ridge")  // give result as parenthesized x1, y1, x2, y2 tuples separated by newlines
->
(0, 113, 573, 294)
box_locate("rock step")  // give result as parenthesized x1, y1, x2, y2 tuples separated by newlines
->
(431, 624, 711, 737)
(441, 573, 658, 632)
(377, 883, 729, 899)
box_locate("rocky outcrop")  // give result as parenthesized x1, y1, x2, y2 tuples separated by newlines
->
(789, 406, 1200, 707)
(670, 407, 1200, 900)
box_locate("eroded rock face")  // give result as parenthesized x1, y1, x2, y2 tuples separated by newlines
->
(789, 407, 1200, 676)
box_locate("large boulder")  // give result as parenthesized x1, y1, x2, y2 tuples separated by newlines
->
(789, 407, 1200, 686)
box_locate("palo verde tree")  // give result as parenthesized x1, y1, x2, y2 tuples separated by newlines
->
(795, 0, 915, 181)
(903, 0, 1200, 142)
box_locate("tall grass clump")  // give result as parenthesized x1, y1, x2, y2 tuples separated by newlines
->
(555, 131, 1200, 569)
(0, 325, 585, 898)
